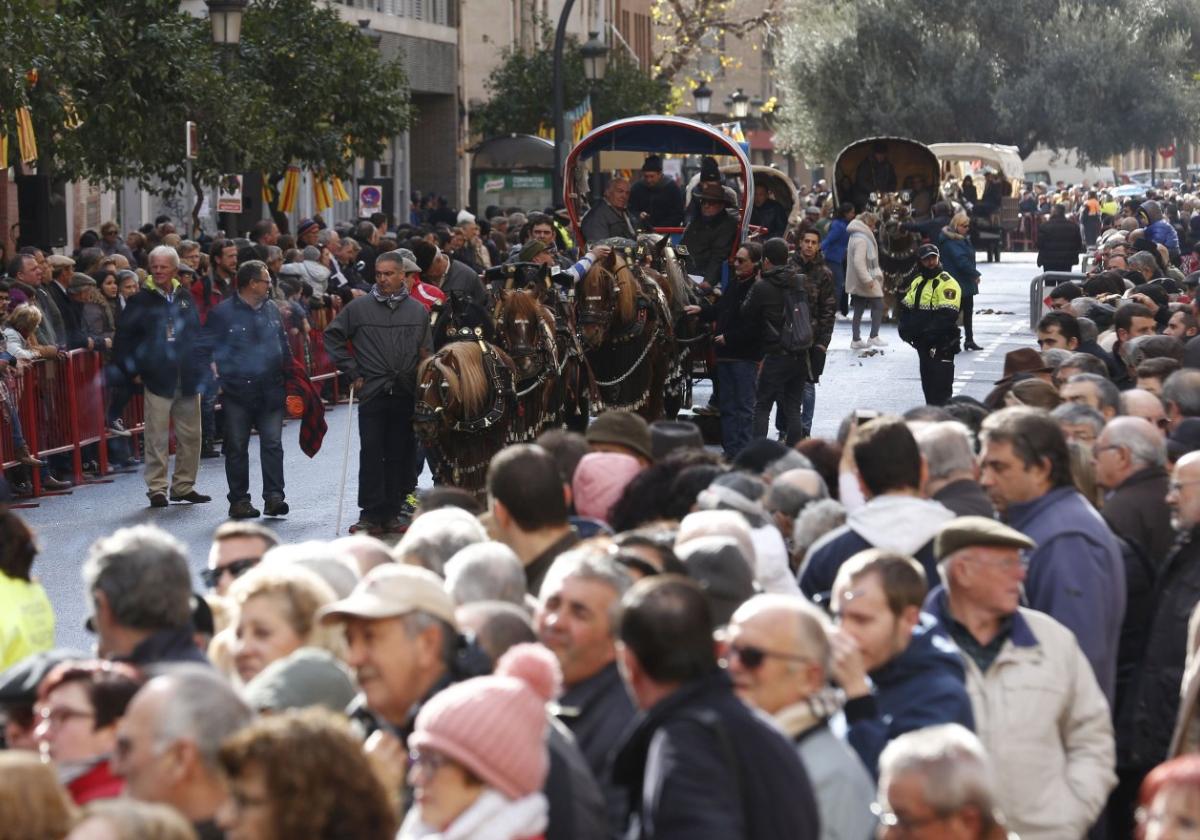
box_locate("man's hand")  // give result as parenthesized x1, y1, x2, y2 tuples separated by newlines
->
(350, 288, 366, 298)
(683, 304, 701, 315)
(1129, 292, 1159, 314)
(829, 630, 871, 699)
(38, 346, 57, 360)
(590, 245, 612, 260)
(714, 334, 726, 345)
(364, 730, 407, 799)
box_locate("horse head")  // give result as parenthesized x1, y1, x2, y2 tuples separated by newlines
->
(576, 252, 637, 350)
(414, 341, 492, 440)
(497, 288, 552, 381)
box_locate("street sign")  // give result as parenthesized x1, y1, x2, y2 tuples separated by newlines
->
(358, 184, 383, 217)
(186, 121, 198, 160)
(217, 174, 243, 213)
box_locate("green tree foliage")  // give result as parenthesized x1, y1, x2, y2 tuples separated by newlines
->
(472, 31, 671, 139)
(774, 0, 1200, 162)
(0, 0, 410, 195)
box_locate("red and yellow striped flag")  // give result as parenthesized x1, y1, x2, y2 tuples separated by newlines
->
(332, 176, 349, 203)
(278, 165, 300, 213)
(0, 134, 8, 167)
(261, 174, 274, 205)
(313, 175, 332, 213)
(15, 107, 36, 163)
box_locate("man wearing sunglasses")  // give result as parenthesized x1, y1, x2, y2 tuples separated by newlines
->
(723, 594, 875, 840)
(203, 521, 279, 595)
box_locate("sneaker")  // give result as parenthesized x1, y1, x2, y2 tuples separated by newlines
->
(263, 498, 289, 517)
(404, 493, 419, 514)
(850, 339, 868, 350)
(383, 513, 412, 534)
(349, 518, 385, 536)
(868, 336, 888, 347)
(107, 419, 131, 437)
(228, 500, 261, 519)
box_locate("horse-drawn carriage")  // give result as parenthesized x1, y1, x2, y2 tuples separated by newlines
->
(684, 164, 802, 235)
(833, 136, 941, 311)
(416, 116, 754, 493)
(930, 142, 1026, 261)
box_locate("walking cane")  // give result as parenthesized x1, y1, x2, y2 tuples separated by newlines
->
(334, 384, 356, 535)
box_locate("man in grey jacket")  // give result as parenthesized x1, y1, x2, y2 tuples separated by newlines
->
(325, 252, 432, 535)
(723, 593, 876, 840)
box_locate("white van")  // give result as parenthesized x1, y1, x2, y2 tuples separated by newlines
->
(1022, 147, 1116, 187)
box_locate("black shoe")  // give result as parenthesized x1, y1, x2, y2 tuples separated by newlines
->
(382, 513, 412, 534)
(964, 341, 984, 351)
(200, 444, 221, 459)
(349, 518, 384, 536)
(263, 498, 289, 517)
(149, 492, 168, 508)
(170, 490, 212, 503)
(41, 475, 72, 491)
(228, 500, 261, 519)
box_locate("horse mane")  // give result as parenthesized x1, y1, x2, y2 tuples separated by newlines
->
(501, 288, 549, 329)
(609, 253, 638, 324)
(432, 341, 490, 417)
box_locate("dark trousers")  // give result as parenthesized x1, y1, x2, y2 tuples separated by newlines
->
(223, 391, 285, 504)
(917, 343, 955, 406)
(753, 354, 807, 446)
(717, 359, 757, 458)
(199, 366, 220, 444)
(358, 390, 416, 523)
(962, 293, 975, 345)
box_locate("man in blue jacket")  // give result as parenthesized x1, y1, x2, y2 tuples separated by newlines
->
(113, 245, 210, 509)
(829, 549, 975, 776)
(205, 260, 291, 520)
(612, 576, 820, 839)
(979, 406, 1126, 702)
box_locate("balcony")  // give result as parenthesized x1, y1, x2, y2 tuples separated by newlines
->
(335, 0, 449, 27)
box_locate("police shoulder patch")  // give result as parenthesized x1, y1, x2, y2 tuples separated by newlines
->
(944, 288, 957, 300)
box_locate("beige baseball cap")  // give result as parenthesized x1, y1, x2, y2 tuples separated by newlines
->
(316, 564, 457, 629)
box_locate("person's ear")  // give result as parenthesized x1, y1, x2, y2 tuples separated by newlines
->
(899, 604, 921, 635)
(492, 498, 512, 530)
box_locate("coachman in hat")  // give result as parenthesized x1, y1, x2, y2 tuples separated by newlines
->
(682, 180, 741, 289)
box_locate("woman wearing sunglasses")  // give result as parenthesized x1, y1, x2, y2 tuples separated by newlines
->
(34, 660, 143, 805)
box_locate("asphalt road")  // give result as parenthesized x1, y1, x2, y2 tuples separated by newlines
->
(29, 252, 1042, 652)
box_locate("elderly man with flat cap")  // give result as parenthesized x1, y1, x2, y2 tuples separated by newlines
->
(925, 516, 1116, 840)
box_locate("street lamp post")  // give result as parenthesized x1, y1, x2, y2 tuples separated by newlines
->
(551, 3, 607, 209)
(730, 88, 750, 120)
(694, 81, 713, 118)
(206, 0, 246, 237)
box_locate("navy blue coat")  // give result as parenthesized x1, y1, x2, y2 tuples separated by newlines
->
(205, 294, 290, 406)
(937, 229, 980, 296)
(113, 282, 205, 399)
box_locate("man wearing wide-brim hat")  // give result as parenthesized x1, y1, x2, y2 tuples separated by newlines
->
(924, 515, 1117, 840)
(682, 180, 741, 289)
(982, 347, 1054, 409)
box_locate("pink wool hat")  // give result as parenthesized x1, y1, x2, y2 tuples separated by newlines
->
(409, 643, 560, 799)
(572, 451, 643, 523)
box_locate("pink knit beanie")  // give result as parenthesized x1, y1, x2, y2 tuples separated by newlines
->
(409, 643, 561, 799)
(572, 451, 643, 523)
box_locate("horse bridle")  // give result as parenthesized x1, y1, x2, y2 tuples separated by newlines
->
(414, 341, 515, 435)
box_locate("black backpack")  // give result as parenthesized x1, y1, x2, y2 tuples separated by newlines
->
(776, 277, 814, 354)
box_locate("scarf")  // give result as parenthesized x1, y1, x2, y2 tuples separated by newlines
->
(371, 283, 410, 306)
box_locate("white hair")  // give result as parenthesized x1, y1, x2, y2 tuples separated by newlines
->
(444, 541, 527, 607)
(915, 421, 976, 481)
(395, 508, 488, 576)
(676, 510, 756, 568)
(878, 724, 1001, 829)
(147, 244, 179, 268)
(1102, 415, 1167, 468)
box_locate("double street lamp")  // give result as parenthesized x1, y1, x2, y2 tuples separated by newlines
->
(205, 0, 246, 236)
(693, 81, 713, 117)
(551, 3, 608, 208)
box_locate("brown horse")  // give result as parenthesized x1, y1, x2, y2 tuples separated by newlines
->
(413, 340, 516, 495)
(639, 234, 708, 418)
(575, 251, 671, 421)
(494, 289, 560, 441)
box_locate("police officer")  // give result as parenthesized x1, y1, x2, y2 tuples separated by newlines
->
(900, 243, 961, 406)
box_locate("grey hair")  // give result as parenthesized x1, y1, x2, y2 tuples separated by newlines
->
(177, 239, 200, 254)
(762, 450, 813, 481)
(401, 611, 459, 666)
(1067, 373, 1122, 415)
(1056, 352, 1106, 379)
(677, 511, 756, 569)
(82, 525, 192, 630)
(317, 228, 339, 248)
(152, 665, 253, 771)
(261, 541, 360, 599)
(444, 541, 527, 607)
(915, 421, 977, 481)
(395, 508, 488, 576)
(266, 245, 283, 262)
(540, 547, 634, 630)
(878, 724, 1001, 829)
(147, 244, 179, 268)
(1102, 416, 1167, 468)
(1067, 297, 1098, 318)
(793, 499, 847, 559)
(1162, 369, 1200, 418)
(1076, 317, 1099, 343)
(738, 593, 832, 675)
(1128, 251, 1159, 275)
(1050, 402, 1106, 435)
(1040, 348, 1072, 369)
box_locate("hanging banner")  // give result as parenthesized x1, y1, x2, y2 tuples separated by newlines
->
(278, 165, 301, 213)
(217, 174, 243, 213)
(565, 96, 592, 146)
(261, 174, 274, 205)
(186, 121, 199, 160)
(332, 176, 350, 203)
(15, 107, 37, 163)
(313, 175, 332, 213)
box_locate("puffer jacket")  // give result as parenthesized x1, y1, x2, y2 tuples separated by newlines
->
(739, 264, 808, 360)
(927, 592, 1116, 840)
(936, 227, 980, 296)
(820, 216, 851, 263)
(844, 218, 883, 298)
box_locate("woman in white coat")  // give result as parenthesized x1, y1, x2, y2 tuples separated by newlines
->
(844, 212, 886, 350)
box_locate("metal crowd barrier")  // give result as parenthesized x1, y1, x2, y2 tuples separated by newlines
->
(1028, 272, 1089, 331)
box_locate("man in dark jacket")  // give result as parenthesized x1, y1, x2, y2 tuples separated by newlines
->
(830, 549, 974, 776)
(915, 421, 996, 518)
(1095, 417, 1175, 567)
(749, 183, 788, 239)
(628, 156, 685, 230)
(113, 245, 210, 508)
(1037, 204, 1084, 273)
(612, 575, 820, 839)
(325, 252, 432, 535)
(740, 238, 809, 445)
(682, 181, 740, 289)
(580, 178, 641, 244)
(794, 229, 837, 437)
(205, 260, 291, 520)
(411, 240, 488, 309)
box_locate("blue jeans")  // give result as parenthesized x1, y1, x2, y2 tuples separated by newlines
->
(753, 354, 807, 446)
(717, 359, 757, 458)
(222, 391, 285, 504)
(802, 380, 816, 438)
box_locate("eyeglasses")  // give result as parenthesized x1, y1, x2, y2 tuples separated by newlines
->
(722, 642, 811, 670)
(37, 705, 95, 729)
(871, 802, 949, 833)
(408, 749, 451, 775)
(200, 557, 259, 589)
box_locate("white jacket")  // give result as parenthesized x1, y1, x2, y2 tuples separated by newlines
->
(955, 606, 1115, 840)
(397, 789, 547, 840)
(844, 218, 884, 298)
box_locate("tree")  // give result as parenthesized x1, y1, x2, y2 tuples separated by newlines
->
(471, 29, 671, 139)
(773, 0, 1200, 163)
(650, 0, 779, 84)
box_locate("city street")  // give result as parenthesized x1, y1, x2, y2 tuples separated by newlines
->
(32, 253, 1043, 652)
